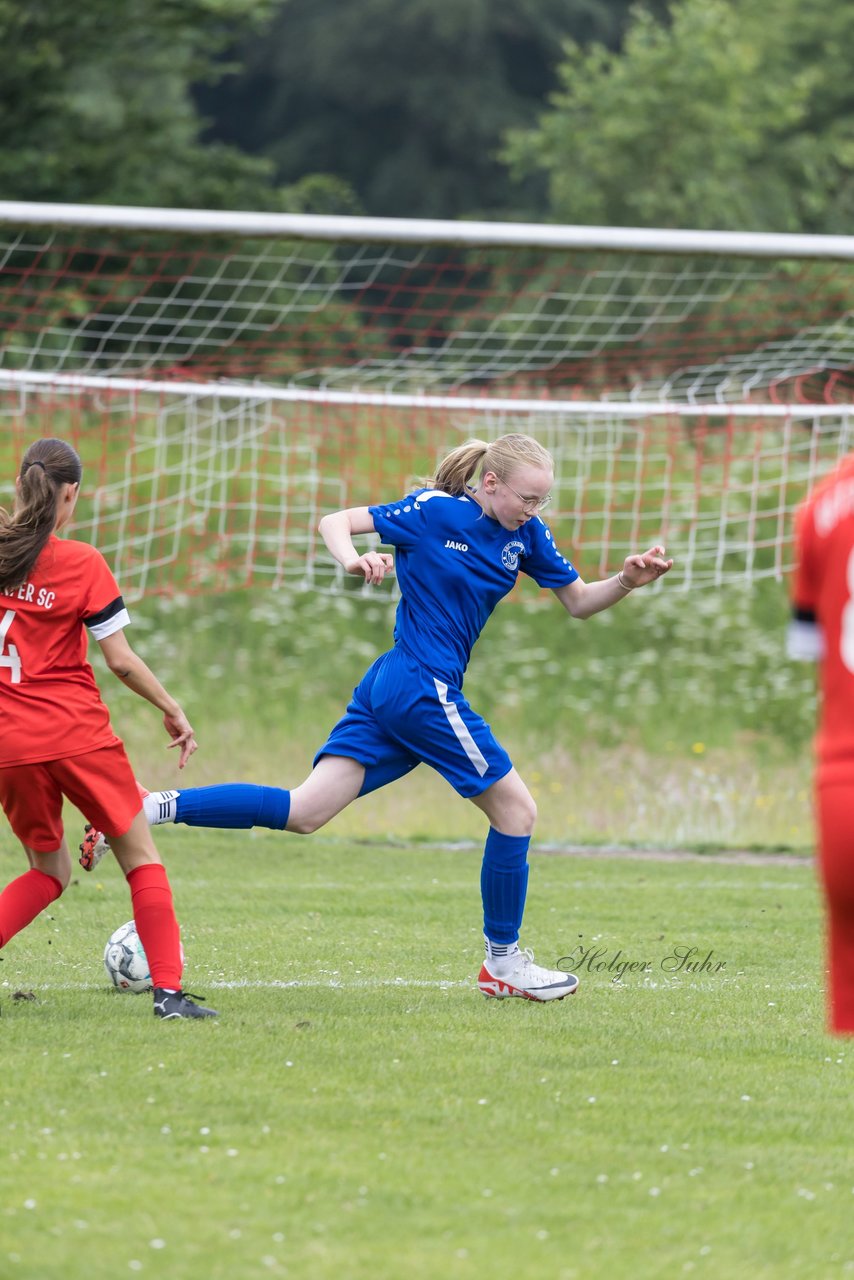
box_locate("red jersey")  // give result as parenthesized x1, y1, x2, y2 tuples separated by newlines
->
(0, 536, 129, 767)
(790, 454, 854, 778)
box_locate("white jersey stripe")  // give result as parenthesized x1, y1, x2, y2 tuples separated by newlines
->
(433, 677, 489, 777)
(787, 618, 824, 661)
(87, 607, 130, 641)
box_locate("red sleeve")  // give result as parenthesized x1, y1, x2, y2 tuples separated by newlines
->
(79, 546, 130, 640)
(792, 497, 819, 615)
(787, 495, 824, 662)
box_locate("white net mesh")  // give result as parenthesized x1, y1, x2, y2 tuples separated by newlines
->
(1, 215, 851, 402)
(1, 377, 851, 599)
(1, 206, 851, 597)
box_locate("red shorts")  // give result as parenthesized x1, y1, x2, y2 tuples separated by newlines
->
(0, 742, 141, 852)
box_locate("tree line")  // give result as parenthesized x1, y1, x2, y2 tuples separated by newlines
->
(2, 0, 851, 232)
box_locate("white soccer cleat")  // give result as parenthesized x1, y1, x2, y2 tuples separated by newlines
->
(477, 946, 579, 1002)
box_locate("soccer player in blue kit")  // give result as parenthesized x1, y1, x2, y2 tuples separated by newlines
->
(82, 434, 672, 1001)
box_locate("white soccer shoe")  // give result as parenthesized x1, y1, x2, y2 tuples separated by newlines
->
(478, 946, 579, 1001)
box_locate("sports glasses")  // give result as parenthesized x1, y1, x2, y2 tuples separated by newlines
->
(500, 478, 552, 513)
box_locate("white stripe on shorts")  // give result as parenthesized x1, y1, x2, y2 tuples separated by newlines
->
(433, 678, 489, 777)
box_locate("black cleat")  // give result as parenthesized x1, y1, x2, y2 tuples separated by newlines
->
(153, 988, 218, 1019)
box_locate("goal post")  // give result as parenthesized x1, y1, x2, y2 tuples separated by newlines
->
(1, 201, 852, 598)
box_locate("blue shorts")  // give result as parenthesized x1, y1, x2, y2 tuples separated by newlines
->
(314, 647, 513, 799)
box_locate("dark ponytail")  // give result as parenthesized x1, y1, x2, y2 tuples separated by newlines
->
(0, 438, 82, 592)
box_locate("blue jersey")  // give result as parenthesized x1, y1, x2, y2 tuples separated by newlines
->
(369, 490, 578, 687)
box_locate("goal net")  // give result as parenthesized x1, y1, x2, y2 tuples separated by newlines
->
(1, 202, 852, 598)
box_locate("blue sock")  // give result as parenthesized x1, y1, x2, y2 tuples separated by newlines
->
(174, 784, 291, 830)
(480, 827, 530, 945)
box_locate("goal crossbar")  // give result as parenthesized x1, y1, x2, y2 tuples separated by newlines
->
(0, 368, 846, 417)
(2, 201, 854, 261)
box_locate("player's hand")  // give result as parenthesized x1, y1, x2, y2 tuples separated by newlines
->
(346, 551, 394, 585)
(621, 545, 673, 588)
(163, 708, 198, 769)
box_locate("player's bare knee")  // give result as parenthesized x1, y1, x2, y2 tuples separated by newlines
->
(37, 862, 71, 892)
(503, 784, 537, 833)
(517, 792, 537, 834)
(287, 808, 326, 835)
(54, 866, 72, 892)
(492, 797, 536, 836)
(30, 846, 73, 891)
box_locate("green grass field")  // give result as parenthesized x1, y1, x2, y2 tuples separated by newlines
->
(1, 433, 843, 1278)
(1, 830, 851, 1280)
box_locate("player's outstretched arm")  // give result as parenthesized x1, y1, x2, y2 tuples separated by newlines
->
(553, 545, 673, 620)
(97, 630, 198, 768)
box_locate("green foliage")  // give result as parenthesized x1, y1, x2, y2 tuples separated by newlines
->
(506, 0, 854, 233)
(0, 0, 279, 208)
(195, 0, 643, 219)
(0, 837, 849, 1279)
(0, 210, 376, 377)
(2, 0, 851, 235)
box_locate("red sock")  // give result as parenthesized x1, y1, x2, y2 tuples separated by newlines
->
(0, 868, 63, 948)
(127, 863, 183, 990)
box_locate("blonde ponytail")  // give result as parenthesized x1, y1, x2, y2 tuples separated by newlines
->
(429, 433, 553, 496)
(430, 439, 491, 496)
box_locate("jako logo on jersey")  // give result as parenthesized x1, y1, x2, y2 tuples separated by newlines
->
(501, 540, 525, 571)
(444, 540, 469, 552)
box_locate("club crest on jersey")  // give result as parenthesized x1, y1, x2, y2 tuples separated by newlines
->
(501, 540, 525, 571)
(444, 539, 469, 552)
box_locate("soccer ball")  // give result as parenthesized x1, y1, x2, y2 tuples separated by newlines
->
(103, 920, 151, 993)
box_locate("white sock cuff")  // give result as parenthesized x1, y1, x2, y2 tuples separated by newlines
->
(142, 791, 179, 825)
(484, 937, 519, 961)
